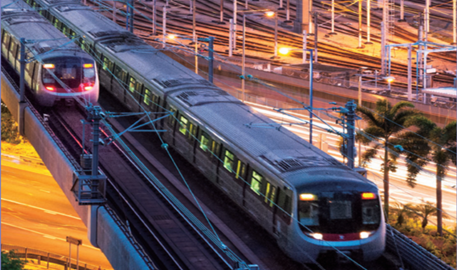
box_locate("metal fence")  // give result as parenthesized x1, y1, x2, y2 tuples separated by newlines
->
(385, 225, 454, 270)
(1, 244, 107, 270)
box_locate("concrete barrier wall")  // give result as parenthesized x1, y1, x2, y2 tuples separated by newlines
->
(1, 72, 151, 270)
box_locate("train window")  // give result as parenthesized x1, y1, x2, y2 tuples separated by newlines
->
(235, 160, 246, 179)
(264, 182, 276, 207)
(53, 18, 59, 28)
(188, 123, 197, 140)
(102, 56, 112, 72)
(298, 200, 319, 226)
(199, 131, 210, 152)
(62, 25, 68, 37)
(329, 201, 352, 219)
(114, 65, 123, 81)
(128, 76, 136, 93)
(168, 106, 177, 125)
(223, 150, 235, 172)
(178, 115, 188, 135)
(143, 88, 152, 105)
(70, 30, 76, 40)
(250, 170, 263, 195)
(211, 141, 220, 157)
(362, 200, 380, 225)
(80, 39, 87, 52)
(2, 33, 10, 56)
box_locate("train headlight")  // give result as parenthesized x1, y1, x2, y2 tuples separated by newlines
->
(360, 231, 373, 239)
(309, 233, 323, 240)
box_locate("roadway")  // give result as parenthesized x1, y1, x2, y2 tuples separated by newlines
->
(1, 151, 113, 269)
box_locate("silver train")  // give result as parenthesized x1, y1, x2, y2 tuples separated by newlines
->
(1, 0, 99, 107)
(26, 0, 386, 263)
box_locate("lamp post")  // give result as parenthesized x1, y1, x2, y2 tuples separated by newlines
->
(279, 47, 314, 144)
(384, 75, 395, 91)
(240, 10, 276, 101)
(330, 0, 336, 35)
(166, 34, 215, 83)
(265, 11, 279, 59)
(357, 0, 363, 48)
(366, 0, 372, 44)
(358, 67, 367, 167)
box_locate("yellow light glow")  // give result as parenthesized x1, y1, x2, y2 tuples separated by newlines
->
(168, 34, 176, 40)
(43, 64, 55, 69)
(384, 76, 395, 83)
(279, 47, 291, 55)
(361, 192, 376, 200)
(300, 193, 317, 201)
(265, 11, 275, 17)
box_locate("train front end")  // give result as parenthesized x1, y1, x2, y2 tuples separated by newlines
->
(38, 55, 99, 106)
(286, 177, 385, 264)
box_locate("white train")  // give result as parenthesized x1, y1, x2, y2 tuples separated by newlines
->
(25, 0, 386, 263)
(1, 0, 99, 106)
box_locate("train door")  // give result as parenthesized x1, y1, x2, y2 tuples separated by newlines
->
(111, 64, 127, 103)
(8, 39, 18, 69)
(126, 75, 142, 112)
(273, 187, 293, 236)
(1, 31, 10, 57)
(99, 55, 113, 92)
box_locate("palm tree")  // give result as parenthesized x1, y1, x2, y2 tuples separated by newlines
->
(406, 202, 449, 229)
(399, 117, 456, 236)
(390, 202, 418, 226)
(357, 100, 423, 218)
(429, 122, 456, 235)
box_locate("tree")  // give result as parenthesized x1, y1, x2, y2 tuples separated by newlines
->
(428, 122, 456, 235)
(1, 105, 21, 144)
(356, 100, 424, 218)
(1, 250, 26, 270)
(400, 116, 456, 236)
(390, 202, 417, 226)
(406, 202, 449, 229)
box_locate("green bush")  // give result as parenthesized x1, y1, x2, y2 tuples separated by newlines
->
(391, 219, 456, 268)
(1, 250, 26, 270)
(1, 103, 22, 144)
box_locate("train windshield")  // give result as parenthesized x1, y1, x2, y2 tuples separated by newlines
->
(298, 191, 381, 236)
(42, 57, 96, 92)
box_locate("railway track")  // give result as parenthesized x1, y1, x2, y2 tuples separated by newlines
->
(89, 0, 456, 91)
(48, 102, 235, 270)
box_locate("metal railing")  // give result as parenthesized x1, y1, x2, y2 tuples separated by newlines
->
(385, 225, 454, 270)
(1, 244, 107, 270)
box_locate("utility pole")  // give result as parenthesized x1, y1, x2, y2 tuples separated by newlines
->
(345, 100, 357, 169)
(208, 36, 214, 83)
(313, 13, 318, 63)
(129, 0, 134, 32)
(19, 38, 27, 136)
(152, 0, 156, 35)
(381, 22, 386, 74)
(358, 0, 362, 48)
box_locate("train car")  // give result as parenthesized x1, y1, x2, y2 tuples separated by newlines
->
(27, 0, 386, 263)
(1, 0, 99, 107)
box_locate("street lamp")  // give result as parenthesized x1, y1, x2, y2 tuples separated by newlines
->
(279, 47, 315, 144)
(165, 34, 215, 83)
(265, 11, 280, 59)
(357, 67, 367, 167)
(239, 10, 275, 101)
(384, 75, 395, 91)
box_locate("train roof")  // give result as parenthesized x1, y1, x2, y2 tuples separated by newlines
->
(1, 0, 87, 58)
(34, 0, 377, 190)
(170, 89, 375, 188)
(38, 0, 132, 42)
